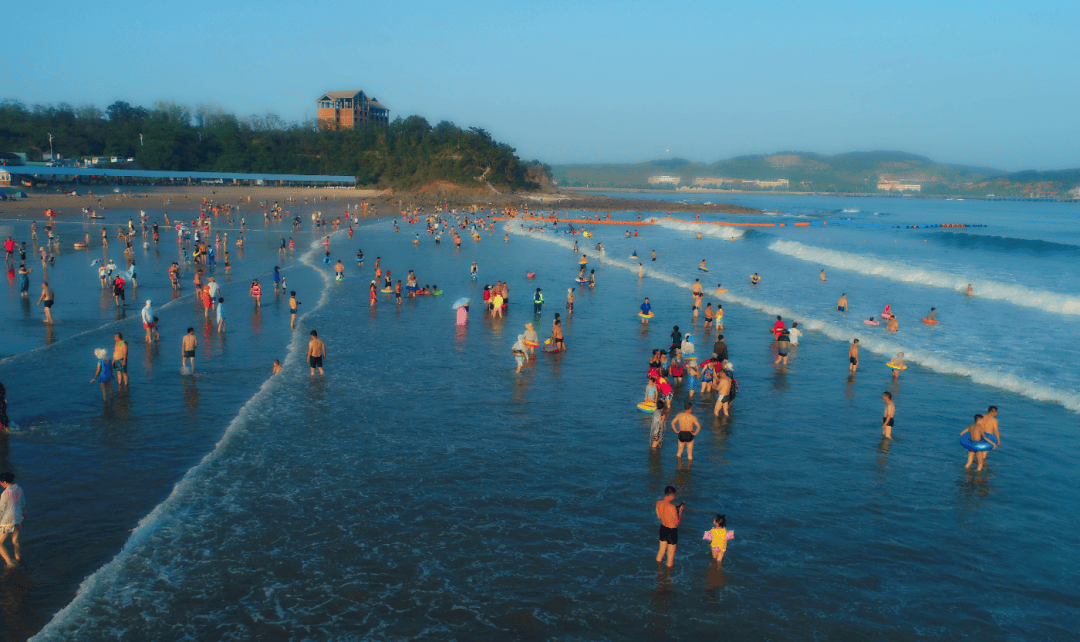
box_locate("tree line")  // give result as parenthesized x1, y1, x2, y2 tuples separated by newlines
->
(0, 99, 544, 190)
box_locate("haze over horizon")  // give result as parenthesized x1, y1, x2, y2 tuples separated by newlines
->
(8, 0, 1079, 172)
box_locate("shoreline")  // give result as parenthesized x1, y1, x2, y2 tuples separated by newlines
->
(0, 185, 761, 220)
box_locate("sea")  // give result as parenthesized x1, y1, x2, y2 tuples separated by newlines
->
(0, 192, 1077, 641)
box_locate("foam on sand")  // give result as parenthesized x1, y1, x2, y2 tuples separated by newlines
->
(769, 239, 1080, 317)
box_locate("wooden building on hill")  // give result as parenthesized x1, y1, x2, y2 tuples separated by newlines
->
(316, 91, 390, 130)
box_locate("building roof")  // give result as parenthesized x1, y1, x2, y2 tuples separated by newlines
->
(320, 90, 365, 101)
(367, 100, 389, 111)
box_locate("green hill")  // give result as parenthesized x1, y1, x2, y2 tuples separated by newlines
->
(554, 151, 1079, 197)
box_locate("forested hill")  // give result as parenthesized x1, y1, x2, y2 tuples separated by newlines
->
(0, 100, 545, 190)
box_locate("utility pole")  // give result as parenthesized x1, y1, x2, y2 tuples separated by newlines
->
(139, 133, 144, 147)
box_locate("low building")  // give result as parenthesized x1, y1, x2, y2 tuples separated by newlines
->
(317, 90, 390, 130)
(877, 179, 922, 192)
(0, 169, 11, 186)
(647, 175, 681, 185)
(692, 177, 788, 189)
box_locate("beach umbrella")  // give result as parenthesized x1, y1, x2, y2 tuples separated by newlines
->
(452, 297, 470, 309)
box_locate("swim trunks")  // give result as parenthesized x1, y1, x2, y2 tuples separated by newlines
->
(678, 431, 694, 443)
(309, 356, 323, 368)
(112, 359, 126, 373)
(883, 417, 894, 427)
(778, 350, 788, 357)
(838, 306, 846, 312)
(44, 300, 53, 308)
(183, 350, 195, 358)
(850, 357, 857, 365)
(658, 525, 678, 545)
(721, 395, 731, 403)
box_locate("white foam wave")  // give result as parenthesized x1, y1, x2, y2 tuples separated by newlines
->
(507, 226, 1080, 413)
(654, 220, 745, 240)
(31, 233, 342, 641)
(841, 209, 860, 213)
(769, 240, 1080, 317)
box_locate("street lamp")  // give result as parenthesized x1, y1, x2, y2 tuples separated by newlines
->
(48, 133, 54, 161)
(139, 133, 144, 146)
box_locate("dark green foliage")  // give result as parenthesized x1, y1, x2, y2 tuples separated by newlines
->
(0, 100, 540, 190)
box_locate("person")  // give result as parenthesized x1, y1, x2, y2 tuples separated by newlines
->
(456, 303, 469, 326)
(250, 279, 262, 307)
(655, 486, 684, 568)
(290, 291, 301, 329)
(681, 334, 695, 358)
(113, 333, 129, 387)
(698, 259, 707, 270)
(837, 293, 847, 312)
(90, 348, 112, 395)
(273, 265, 281, 290)
(706, 514, 729, 565)
(703, 303, 715, 333)
(966, 283, 974, 296)
(713, 369, 732, 417)
(523, 323, 539, 356)
(565, 288, 574, 315)
(669, 326, 681, 353)
(216, 297, 226, 332)
(0, 472, 25, 568)
(979, 406, 1002, 469)
(202, 282, 214, 318)
(512, 334, 529, 374)
(788, 321, 802, 346)
(18, 263, 31, 298)
(37, 281, 54, 324)
(715, 304, 724, 331)
(551, 314, 564, 351)
(491, 289, 505, 318)
(881, 391, 895, 439)
(849, 339, 859, 373)
(652, 250, 657, 262)
(820, 269, 826, 281)
(182, 328, 197, 374)
(0, 380, 9, 434)
(640, 297, 652, 326)
(750, 273, 760, 285)
(533, 288, 543, 314)
(272, 360, 283, 374)
(927, 307, 936, 322)
(644, 395, 669, 447)
(887, 315, 899, 332)
(307, 330, 326, 375)
(638, 263, 644, 277)
(672, 402, 701, 460)
(771, 315, 785, 339)
(142, 299, 158, 342)
(334, 260, 345, 280)
(775, 329, 791, 366)
(112, 274, 126, 306)
(960, 414, 993, 471)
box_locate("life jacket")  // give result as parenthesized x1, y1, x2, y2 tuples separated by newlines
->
(534, 292, 543, 304)
(657, 377, 673, 397)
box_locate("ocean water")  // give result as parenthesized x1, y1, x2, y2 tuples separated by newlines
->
(0, 194, 1077, 640)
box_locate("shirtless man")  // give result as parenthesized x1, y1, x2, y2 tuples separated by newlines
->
(713, 370, 732, 417)
(837, 293, 848, 312)
(112, 333, 129, 387)
(887, 315, 899, 332)
(671, 402, 701, 460)
(960, 414, 992, 470)
(655, 486, 685, 568)
(849, 339, 860, 373)
(881, 391, 895, 439)
(703, 303, 715, 333)
(36, 281, 54, 324)
(182, 328, 197, 373)
(979, 406, 1001, 469)
(966, 283, 974, 296)
(551, 316, 564, 352)
(334, 260, 345, 280)
(820, 269, 826, 281)
(307, 330, 326, 375)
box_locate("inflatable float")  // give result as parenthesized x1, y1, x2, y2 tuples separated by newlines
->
(638, 311, 654, 319)
(576, 278, 588, 284)
(864, 319, 879, 325)
(524, 341, 539, 348)
(381, 287, 393, 293)
(73, 242, 88, 249)
(714, 288, 727, 295)
(886, 361, 907, 370)
(922, 318, 938, 325)
(637, 401, 657, 413)
(960, 433, 998, 452)
(698, 267, 708, 272)
(527, 272, 536, 278)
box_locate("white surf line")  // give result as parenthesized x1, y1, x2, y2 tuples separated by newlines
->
(507, 224, 1080, 414)
(769, 239, 1080, 317)
(29, 232, 344, 641)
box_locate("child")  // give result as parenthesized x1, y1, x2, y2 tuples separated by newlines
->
(272, 360, 283, 374)
(216, 298, 225, 332)
(704, 514, 731, 565)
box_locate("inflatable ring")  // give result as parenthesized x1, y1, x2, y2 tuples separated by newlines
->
(714, 289, 727, 294)
(864, 320, 879, 325)
(637, 401, 657, 413)
(960, 433, 998, 452)
(922, 318, 938, 325)
(698, 267, 708, 272)
(639, 312, 654, 318)
(381, 287, 393, 293)
(524, 341, 539, 348)
(886, 361, 907, 370)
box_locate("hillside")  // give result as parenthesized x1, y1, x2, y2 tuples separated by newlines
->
(554, 152, 1080, 198)
(0, 100, 545, 191)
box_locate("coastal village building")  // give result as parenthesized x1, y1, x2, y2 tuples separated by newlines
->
(877, 179, 922, 192)
(692, 177, 789, 190)
(648, 175, 681, 185)
(316, 91, 390, 130)
(0, 169, 10, 186)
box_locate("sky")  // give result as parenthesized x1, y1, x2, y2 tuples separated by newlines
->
(8, 0, 1080, 171)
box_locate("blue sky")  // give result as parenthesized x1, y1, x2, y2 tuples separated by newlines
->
(9, 0, 1080, 170)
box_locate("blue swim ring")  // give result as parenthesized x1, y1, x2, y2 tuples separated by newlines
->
(959, 433, 998, 452)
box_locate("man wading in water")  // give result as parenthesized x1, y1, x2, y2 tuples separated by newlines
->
(655, 485, 684, 568)
(671, 402, 701, 460)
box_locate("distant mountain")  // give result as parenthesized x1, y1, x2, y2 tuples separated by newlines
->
(553, 152, 1078, 198)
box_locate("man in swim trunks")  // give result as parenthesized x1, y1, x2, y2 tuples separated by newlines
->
(979, 406, 1001, 470)
(820, 269, 826, 281)
(334, 260, 345, 280)
(551, 315, 564, 351)
(36, 281, 54, 324)
(960, 414, 989, 470)
(671, 402, 701, 460)
(182, 328, 197, 374)
(881, 391, 895, 439)
(713, 370, 732, 417)
(703, 303, 715, 333)
(837, 293, 847, 312)
(655, 486, 684, 568)
(849, 339, 859, 373)
(307, 330, 326, 375)
(112, 333, 128, 387)
(290, 291, 300, 329)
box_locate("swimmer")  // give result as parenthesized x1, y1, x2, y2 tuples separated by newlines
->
(671, 402, 701, 460)
(334, 260, 345, 280)
(640, 297, 652, 326)
(655, 485, 684, 568)
(887, 315, 899, 332)
(182, 328, 197, 374)
(881, 391, 895, 439)
(307, 330, 326, 375)
(960, 414, 989, 470)
(216, 297, 226, 333)
(978, 406, 1001, 470)
(112, 333, 128, 387)
(750, 273, 760, 285)
(698, 259, 707, 270)
(849, 339, 859, 373)
(837, 293, 847, 312)
(638, 263, 644, 277)
(703, 304, 715, 333)
(652, 250, 657, 261)
(966, 283, 974, 296)
(713, 370, 732, 417)
(290, 291, 301, 329)
(927, 307, 936, 322)
(36, 281, 54, 324)
(820, 269, 826, 281)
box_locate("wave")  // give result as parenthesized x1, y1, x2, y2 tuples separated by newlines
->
(654, 219, 745, 240)
(768, 240, 1080, 317)
(928, 231, 1080, 256)
(506, 225, 1080, 413)
(841, 209, 860, 213)
(31, 232, 342, 641)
